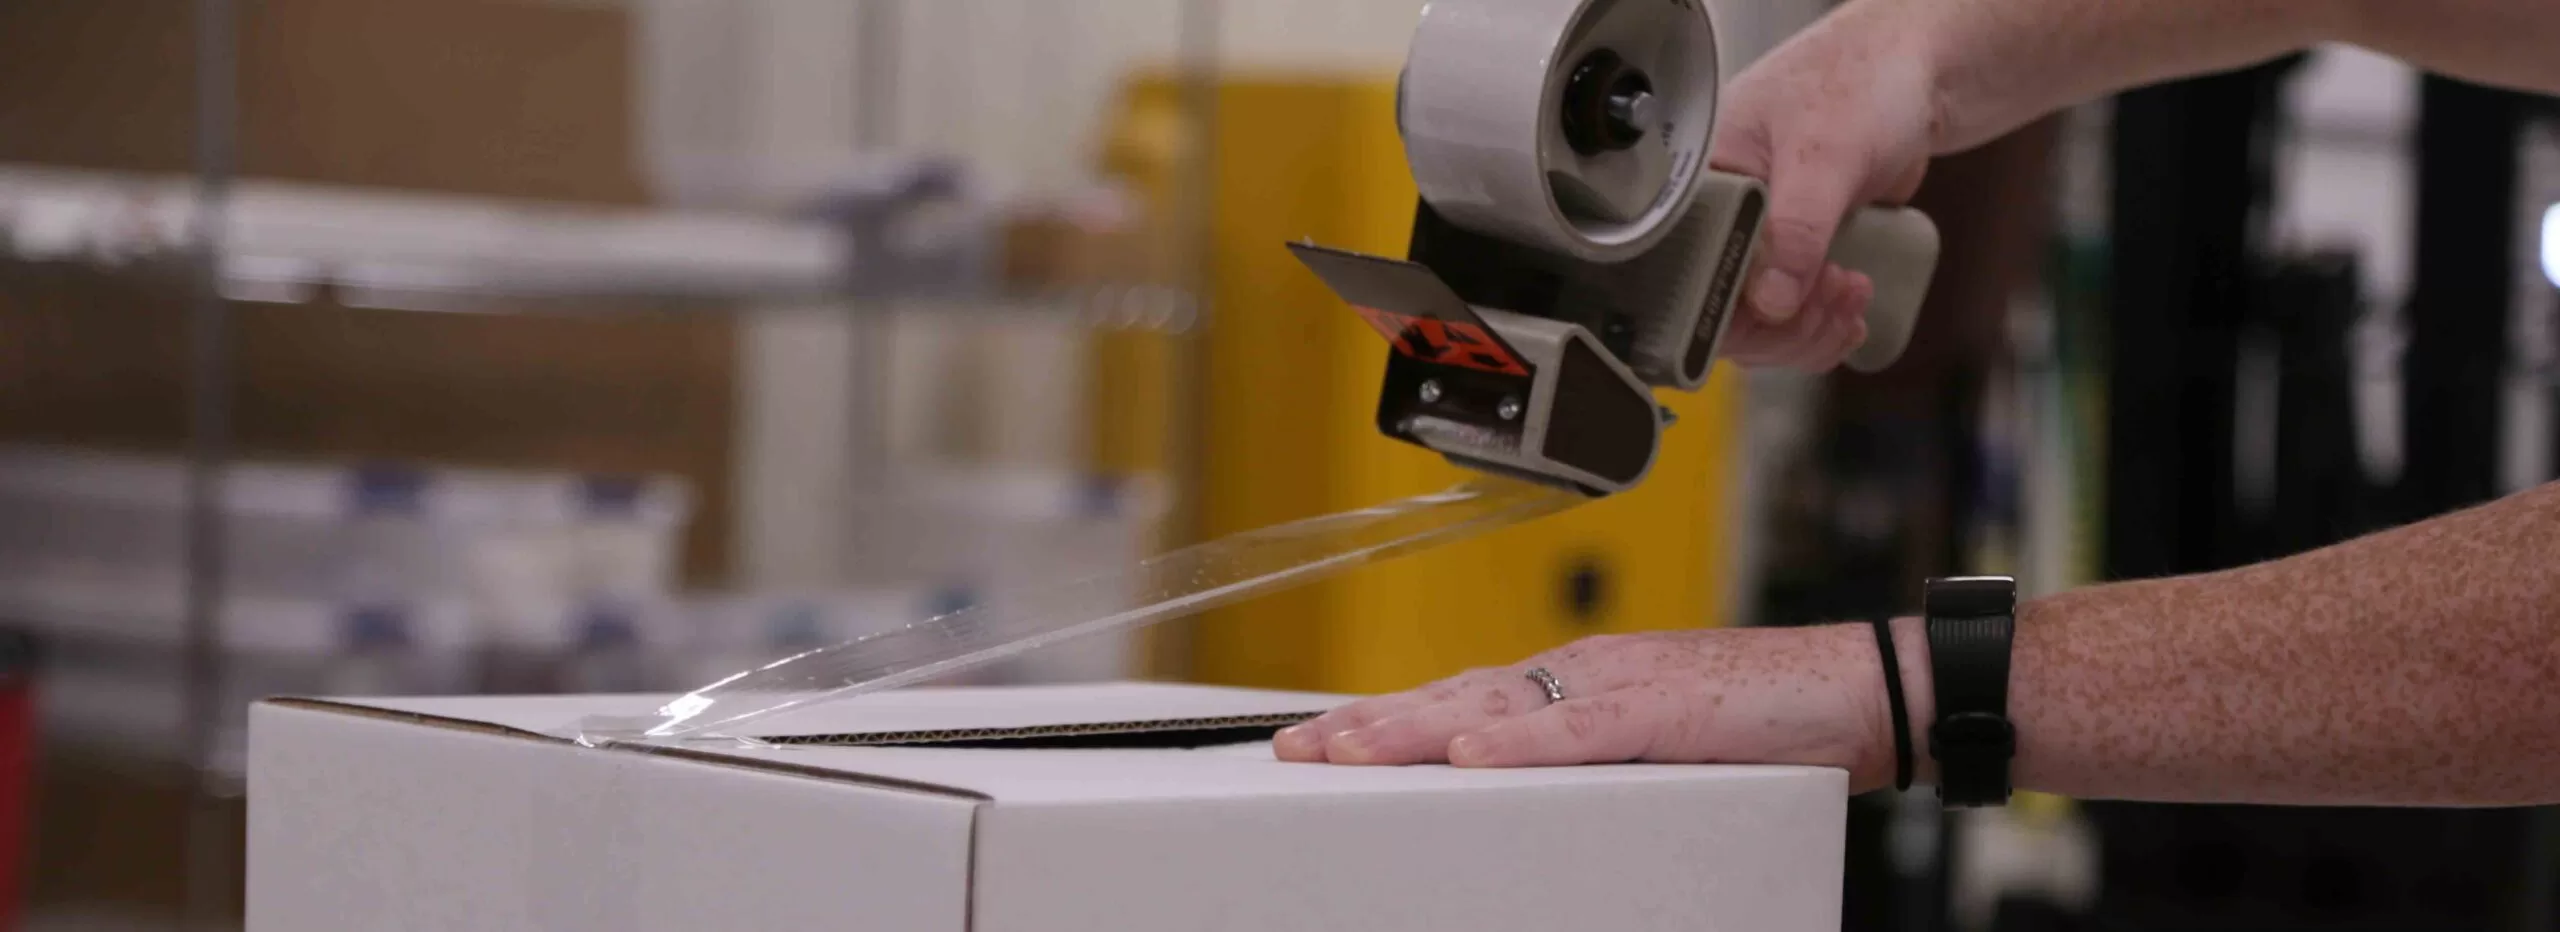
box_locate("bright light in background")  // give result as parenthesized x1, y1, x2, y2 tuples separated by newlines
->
(2545, 203, 2560, 288)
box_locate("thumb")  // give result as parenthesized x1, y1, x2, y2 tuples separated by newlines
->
(1746, 143, 1865, 326)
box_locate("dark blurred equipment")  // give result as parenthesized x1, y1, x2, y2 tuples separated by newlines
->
(0, 632, 34, 931)
(2406, 77, 2532, 516)
(2097, 58, 2560, 932)
(2104, 57, 2324, 581)
(1755, 109, 2070, 931)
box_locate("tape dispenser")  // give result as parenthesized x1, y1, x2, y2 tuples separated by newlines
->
(1289, 0, 1942, 496)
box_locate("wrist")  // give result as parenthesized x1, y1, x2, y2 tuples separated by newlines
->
(1899, 0, 2004, 154)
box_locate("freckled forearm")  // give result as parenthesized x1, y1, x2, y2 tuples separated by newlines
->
(2007, 482, 2560, 806)
(2334, 0, 2560, 96)
(1914, 0, 2337, 153)
(1910, 0, 2560, 158)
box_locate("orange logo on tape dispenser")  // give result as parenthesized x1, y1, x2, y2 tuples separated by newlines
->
(1352, 306, 1533, 377)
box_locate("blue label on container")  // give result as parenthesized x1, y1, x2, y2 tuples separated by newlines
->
(1076, 474, 1123, 519)
(768, 604, 826, 651)
(579, 608, 640, 649)
(351, 464, 429, 516)
(579, 476, 645, 518)
(343, 606, 411, 650)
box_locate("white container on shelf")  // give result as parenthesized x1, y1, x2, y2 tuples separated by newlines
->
(0, 445, 697, 663)
(0, 569, 475, 656)
(447, 470, 695, 693)
(0, 446, 441, 602)
(559, 473, 694, 604)
(15, 583, 482, 778)
(441, 471, 585, 657)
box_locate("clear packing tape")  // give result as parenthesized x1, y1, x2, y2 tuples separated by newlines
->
(563, 479, 1583, 745)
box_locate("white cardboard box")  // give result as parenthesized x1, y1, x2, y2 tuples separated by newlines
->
(247, 683, 1846, 932)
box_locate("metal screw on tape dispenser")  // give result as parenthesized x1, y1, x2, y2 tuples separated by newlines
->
(1562, 49, 1659, 156)
(1611, 89, 1660, 139)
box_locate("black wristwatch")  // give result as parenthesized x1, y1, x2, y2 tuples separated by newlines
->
(1923, 576, 2017, 808)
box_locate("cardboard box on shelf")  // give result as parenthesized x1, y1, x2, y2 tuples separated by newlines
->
(248, 682, 1848, 932)
(0, 0, 743, 588)
(998, 191, 1172, 289)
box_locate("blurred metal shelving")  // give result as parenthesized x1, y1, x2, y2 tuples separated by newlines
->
(0, 163, 1200, 333)
(0, 0, 1233, 927)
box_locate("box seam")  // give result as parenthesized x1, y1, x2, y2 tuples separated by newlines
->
(967, 801, 990, 932)
(973, 765, 1850, 808)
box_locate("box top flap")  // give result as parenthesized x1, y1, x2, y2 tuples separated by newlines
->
(278, 683, 1838, 803)
(334, 682, 1340, 742)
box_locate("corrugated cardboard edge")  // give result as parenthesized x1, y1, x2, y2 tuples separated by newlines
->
(769, 711, 1321, 746)
(256, 697, 995, 802)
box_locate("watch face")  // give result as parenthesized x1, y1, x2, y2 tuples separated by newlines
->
(1926, 576, 2016, 618)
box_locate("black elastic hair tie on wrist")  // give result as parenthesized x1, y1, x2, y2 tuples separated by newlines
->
(1870, 618, 1914, 793)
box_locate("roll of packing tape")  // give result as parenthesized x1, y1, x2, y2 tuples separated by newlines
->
(1401, 0, 1720, 263)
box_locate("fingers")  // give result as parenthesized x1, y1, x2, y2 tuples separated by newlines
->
(1819, 271, 1876, 369)
(1704, 94, 1775, 179)
(1320, 664, 1603, 765)
(1785, 267, 1856, 370)
(1323, 685, 1542, 765)
(1450, 690, 1666, 768)
(1277, 642, 1644, 764)
(1273, 679, 1462, 761)
(1793, 267, 1872, 372)
(1719, 265, 1876, 372)
(1743, 141, 1865, 327)
(1721, 283, 1830, 368)
(1274, 664, 1529, 761)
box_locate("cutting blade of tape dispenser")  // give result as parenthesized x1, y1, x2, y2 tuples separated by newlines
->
(1287, 242, 1539, 379)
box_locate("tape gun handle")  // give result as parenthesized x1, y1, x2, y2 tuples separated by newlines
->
(1689, 171, 1942, 374)
(1828, 205, 1942, 373)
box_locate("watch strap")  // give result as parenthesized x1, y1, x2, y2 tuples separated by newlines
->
(1925, 577, 2016, 808)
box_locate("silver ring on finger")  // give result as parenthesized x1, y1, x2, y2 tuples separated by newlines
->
(1523, 666, 1565, 705)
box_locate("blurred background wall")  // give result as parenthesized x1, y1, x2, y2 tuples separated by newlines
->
(0, 2, 2551, 931)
